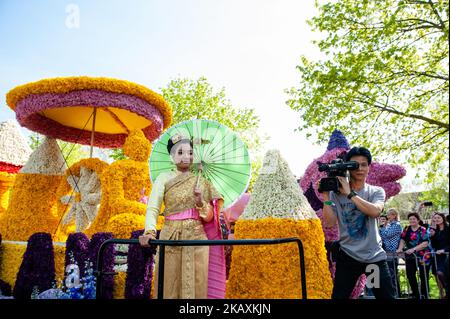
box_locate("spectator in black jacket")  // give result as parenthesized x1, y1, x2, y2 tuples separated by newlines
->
(430, 213, 449, 299)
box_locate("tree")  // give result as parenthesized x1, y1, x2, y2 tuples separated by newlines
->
(111, 77, 265, 191)
(161, 77, 263, 150)
(418, 169, 449, 209)
(29, 133, 89, 167)
(287, 0, 449, 183)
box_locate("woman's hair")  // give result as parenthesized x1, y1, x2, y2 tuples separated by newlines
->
(387, 208, 399, 220)
(434, 212, 449, 229)
(407, 212, 421, 222)
(167, 137, 193, 154)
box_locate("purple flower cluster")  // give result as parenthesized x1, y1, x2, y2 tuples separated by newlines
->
(15, 89, 164, 148)
(367, 162, 406, 199)
(326, 130, 350, 151)
(13, 232, 56, 299)
(65, 232, 90, 278)
(124, 229, 157, 299)
(89, 232, 115, 299)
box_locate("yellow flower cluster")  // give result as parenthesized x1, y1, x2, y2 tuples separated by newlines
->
(54, 245, 66, 283)
(6, 76, 172, 129)
(0, 172, 15, 215)
(113, 271, 127, 299)
(55, 158, 109, 241)
(0, 174, 64, 241)
(226, 218, 333, 299)
(107, 213, 146, 239)
(0, 242, 26, 288)
(123, 129, 152, 162)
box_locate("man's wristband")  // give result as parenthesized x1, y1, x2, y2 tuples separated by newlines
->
(323, 200, 334, 206)
(347, 190, 358, 200)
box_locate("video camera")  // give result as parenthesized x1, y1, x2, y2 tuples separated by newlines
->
(317, 158, 359, 193)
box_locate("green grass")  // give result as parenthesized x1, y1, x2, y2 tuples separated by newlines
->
(398, 268, 441, 299)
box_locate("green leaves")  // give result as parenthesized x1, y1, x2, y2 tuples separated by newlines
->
(288, 0, 449, 186)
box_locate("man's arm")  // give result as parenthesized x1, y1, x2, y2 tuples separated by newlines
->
(336, 176, 384, 218)
(350, 196, 384, 218)
(322, 192, 338, 228)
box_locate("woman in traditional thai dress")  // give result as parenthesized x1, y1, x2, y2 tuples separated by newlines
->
(139, 134, 226, 299)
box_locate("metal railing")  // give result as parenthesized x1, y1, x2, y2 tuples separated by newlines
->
(95, 237, 307, 299)
(386, 251, 449, 299)
(328, 248, 448, 299)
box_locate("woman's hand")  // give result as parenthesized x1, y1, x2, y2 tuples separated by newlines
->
(405, 248, 415, 255)
(139, 233, 156, 247)
(436, 249, 445, 255)
(194, 187, 203, 206)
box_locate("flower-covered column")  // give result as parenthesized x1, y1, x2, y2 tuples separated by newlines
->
(89, 232, 115, 299)
(226, 150, 332, 299)
(13, 232, 56, 299)
(124, 229, 157, 299)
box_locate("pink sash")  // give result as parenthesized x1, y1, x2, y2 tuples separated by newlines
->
(165, 201, 227, 299)
(202, 198, 226, 299)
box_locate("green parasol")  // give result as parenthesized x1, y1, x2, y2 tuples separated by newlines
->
(149, 119, 251, 209)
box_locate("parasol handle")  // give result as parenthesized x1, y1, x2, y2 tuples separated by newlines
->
(195, 162, 203, 188)
(89, 107, 97, 158)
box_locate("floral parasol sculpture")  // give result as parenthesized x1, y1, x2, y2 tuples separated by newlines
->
(6, 76, 172, 152)
(0, 120, 32, 215)
(226, 149, 332, 299)
(300, 129, 406, 298)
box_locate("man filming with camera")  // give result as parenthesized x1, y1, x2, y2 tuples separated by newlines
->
(321, 146, 395, 299)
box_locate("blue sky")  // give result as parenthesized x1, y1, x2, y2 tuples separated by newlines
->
(0, 0, 420, 189)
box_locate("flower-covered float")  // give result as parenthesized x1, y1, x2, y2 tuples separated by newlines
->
(299, 130, 406, 298)
(0, 77, 172, 299)
(226, 150, 333, 299)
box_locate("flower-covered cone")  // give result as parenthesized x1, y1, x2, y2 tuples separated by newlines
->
(227, 150, 332, 299)
(0, 138, 66, 241)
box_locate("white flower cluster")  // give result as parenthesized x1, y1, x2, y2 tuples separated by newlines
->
(0, 120, 32, 166)
(60, 166, 102, 232)
(241, 149, 317, 221)
(20, 137, 66, 175)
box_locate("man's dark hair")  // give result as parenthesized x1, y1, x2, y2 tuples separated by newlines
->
(344, 146, 372, 165)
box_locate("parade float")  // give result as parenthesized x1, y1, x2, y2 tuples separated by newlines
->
(299, 129, 406, 298)
(0, 76, 172, 298)
(226, 149, 333, 299)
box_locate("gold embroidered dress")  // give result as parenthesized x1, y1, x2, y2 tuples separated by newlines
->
(145, 170, 223, 299)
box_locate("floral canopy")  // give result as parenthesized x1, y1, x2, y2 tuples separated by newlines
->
(6, 77, 173, 148)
